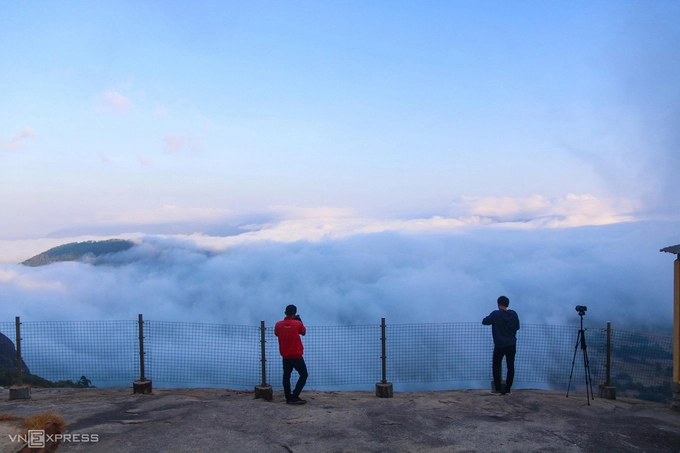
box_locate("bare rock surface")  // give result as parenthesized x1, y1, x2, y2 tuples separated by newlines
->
(1, 387, 679, 452)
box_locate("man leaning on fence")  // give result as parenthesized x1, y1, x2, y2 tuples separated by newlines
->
(482, 295, 520, 395)
(274, 304, 308, 405)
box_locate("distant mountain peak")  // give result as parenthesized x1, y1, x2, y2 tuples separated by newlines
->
(21, 239, 136, 266)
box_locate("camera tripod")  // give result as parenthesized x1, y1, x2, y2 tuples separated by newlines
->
(566, 312, 594, 405)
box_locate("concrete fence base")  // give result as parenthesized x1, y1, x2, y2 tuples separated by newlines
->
(376, 382, 393, 398)
(254, 385, 273, 401)
(9, 385, 31, 400)
(671, 383, 680, 411)
(598, 384, 616, 400)
(133, 380, 153, 394)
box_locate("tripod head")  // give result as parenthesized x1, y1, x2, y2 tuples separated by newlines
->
(575, 305, 587, 330)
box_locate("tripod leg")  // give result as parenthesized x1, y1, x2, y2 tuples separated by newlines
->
(582, 343, 594, 401)
(566, 332, 581, 398)
(581, 345, 591, 405)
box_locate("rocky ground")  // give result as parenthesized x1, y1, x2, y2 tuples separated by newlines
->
(1, 387, 679, 452)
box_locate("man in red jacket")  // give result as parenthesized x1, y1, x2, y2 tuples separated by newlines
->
(274, 304, 308, 404)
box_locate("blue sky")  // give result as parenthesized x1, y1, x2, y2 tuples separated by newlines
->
(2, 0, 678, 242)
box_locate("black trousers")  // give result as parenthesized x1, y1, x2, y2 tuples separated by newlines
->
(282, 357, 308, 400)
(492, 344, 516, 392)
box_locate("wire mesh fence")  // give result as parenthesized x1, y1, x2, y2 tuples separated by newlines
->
(381, 323, 608, 391)
(0, 321, 19, 384)
(386, 323, 490, 386)
(20, 321, 138, 385)
(609, 329, 674, 402)
(0, 317, 673, 403)
(144, 321, 260, 387)
(0, 322, 15, 350)
(265, 325, 382, 389)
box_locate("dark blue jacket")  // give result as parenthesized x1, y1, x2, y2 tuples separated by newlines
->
(482, 309, 520, 348)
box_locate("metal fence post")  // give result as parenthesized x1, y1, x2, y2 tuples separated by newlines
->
(15, 316, 22, 386)
(9, 316, 30, 399)
(260, 320, 267, 386)
(376, 317, 393, 397)
(606, 322, 611, 387)
(139, 313, 146, 381)
(254, 320, 273, 400)
(381, 317, 387, 384)
(133, 314, 152, 394)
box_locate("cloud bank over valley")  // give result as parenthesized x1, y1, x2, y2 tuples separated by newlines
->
(0, 213, 675, 334)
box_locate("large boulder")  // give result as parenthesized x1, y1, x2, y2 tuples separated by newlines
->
(0, 332, 30, 374)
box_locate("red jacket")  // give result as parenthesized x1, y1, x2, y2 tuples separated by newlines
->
(274, 317, 306, 359)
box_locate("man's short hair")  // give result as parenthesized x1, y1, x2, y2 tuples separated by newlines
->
(497, 296, 509, 307)
(285, 304, 297, 316)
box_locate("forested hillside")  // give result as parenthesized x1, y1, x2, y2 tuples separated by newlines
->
(21, 239, 135, 266)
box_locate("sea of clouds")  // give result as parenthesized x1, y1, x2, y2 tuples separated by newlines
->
(0, 216, 675, 333)
(0, 206, 676, 389)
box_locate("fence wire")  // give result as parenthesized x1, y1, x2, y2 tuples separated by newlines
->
(145, 321, 260, 387)
(383, 323, 607, 389)
(265, 325, 381, 388)
(517, 324, 607, 390)
(19, 321, 139, 384)
(0, 321, 18, 383)
(610, 329, 673, 402)
(386, 323, 491, 384)
(0, 318, 673, 403)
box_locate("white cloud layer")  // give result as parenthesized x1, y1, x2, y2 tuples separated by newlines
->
(190, 194, 639, 249)
(0, 194, 639, 262)
(456, 194, 639, 228)
(0, 219, 675, 334)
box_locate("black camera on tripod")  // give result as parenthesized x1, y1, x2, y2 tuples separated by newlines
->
(567, 305, 594, 404)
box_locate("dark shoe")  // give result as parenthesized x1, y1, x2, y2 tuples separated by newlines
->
(287, 396, 307, 405)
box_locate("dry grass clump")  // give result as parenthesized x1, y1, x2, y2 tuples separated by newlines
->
(0, 412, 67, 434)
(23, 412, 67, 433)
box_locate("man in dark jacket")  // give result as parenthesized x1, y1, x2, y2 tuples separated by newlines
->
(482, 295, 520, 395)
(274, 304, 308, 404)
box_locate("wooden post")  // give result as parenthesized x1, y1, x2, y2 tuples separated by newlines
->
(133, 314, 152, 394)
(598, 321, 616, 399)
(661, 245, 680, 410)
(254, 320, 273, 400)
(672, 256, 680, 409)
(674, 257, 680, 383)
